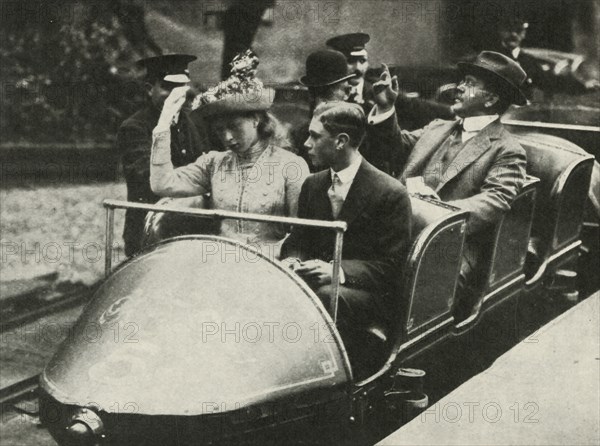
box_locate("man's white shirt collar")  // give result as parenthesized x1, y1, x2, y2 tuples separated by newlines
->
(461, 115, 499, 142)
(330, 155, 362, 200)
(353, 78, 365, 103)
(512, 47, 521, 59)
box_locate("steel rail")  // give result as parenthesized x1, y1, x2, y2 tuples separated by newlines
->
(0, 286, 93, 334)
(0, 375, 39, 406)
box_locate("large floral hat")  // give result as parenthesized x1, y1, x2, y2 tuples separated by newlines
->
(191, 50, 273, 118)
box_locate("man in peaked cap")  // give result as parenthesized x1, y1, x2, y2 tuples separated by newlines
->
(118, 54, 209, 257)
(367, 51, 528, 320)
(326, 33, 375, 114)
(488, 15, 541, 100)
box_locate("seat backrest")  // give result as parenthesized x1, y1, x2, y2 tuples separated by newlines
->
(395, 196, 468, 347)
(141, 196, 218, 250)
(481, 176, 539, 305)
(502, 104, 600, 160)
(514, 132, 593, 262)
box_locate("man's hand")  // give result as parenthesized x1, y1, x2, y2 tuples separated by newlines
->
(372, 63, 399, 114)
(156, 86, 190, 131)
(280, 257, 302, 271)
(294, 260, 333, 286)
(406, 176, 441, 199)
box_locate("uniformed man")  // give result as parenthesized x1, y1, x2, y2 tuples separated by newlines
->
(118, 54, 208, 257)
(327, 32, 456, 138)
(326, 33, 375, 114)
(489, 16, 540, 100)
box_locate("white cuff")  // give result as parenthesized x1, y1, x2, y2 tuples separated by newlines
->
(339, 267, 346, 285)
(330, 260, 346, 284)
(368, 105, 395, 125)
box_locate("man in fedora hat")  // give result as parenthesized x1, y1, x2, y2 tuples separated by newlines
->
(119, 54, 209, 257)
(367, 51, 528, 319)
(326, 33, 375, 114)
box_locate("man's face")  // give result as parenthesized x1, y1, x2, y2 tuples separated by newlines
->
(499, 26, 527, 51)
(347, 55, 368, 86)
(332, 80, 349, 101)
(304, 118, 337, 169)
(148, 80, 186, 109)
(453, 75, 496, 118)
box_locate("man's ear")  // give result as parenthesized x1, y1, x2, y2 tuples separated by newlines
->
(484, 91, 500, 109)
(336, 133, 350, 150)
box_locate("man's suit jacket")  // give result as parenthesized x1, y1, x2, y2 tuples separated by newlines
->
(368, 112, 527, 237)
(281, 159, 412, 293)
(118, 105, 209, 256)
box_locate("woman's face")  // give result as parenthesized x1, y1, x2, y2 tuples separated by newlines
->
(211, 115, 259, 153)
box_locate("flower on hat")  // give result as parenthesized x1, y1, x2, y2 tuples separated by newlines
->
(191, 50, 264, 110)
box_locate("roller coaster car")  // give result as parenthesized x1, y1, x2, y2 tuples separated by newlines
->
(514, 133, 594, 288)
(39, 196, 470, 445)
(38, 134, 594, 444)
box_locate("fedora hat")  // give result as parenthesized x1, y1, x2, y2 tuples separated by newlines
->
(458, 51, 528, 105)
(192, 50, 274, 118)
(300, 49, 356, 87)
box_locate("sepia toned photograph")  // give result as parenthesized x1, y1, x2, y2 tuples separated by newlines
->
(0, 1, 599, 444)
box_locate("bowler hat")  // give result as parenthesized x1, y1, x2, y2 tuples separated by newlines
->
(458, 51, 528, 105)
(300, 50, 356, 87)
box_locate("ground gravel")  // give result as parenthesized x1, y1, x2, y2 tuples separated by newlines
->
(1, 182, 127, 285)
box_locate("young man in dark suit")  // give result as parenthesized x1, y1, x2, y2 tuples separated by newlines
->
(281, 102, 412, 338)
(367, 51, 528, 318)
(119, 54, 209, 257)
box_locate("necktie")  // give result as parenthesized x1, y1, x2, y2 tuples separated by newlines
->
(442, 121, 464, 169)
(328, 173, 344, 219)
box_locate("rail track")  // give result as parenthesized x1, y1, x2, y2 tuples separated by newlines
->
(0, 280, 95, 413)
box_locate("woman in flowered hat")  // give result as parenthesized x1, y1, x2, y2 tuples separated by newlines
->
(149, 51, 310, 257)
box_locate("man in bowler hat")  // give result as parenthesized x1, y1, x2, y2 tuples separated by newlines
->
(368, 51, 528, 319)
(291, 49, 357, 170)
(119, 54, 209, 257)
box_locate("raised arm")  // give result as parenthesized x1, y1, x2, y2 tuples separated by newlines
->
(364, 64, 424, 176)
(149, 87, 211, 197)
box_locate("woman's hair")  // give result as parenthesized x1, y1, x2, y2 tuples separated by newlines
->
(206, 111, 294, 152)
(313, 101, 366, 148)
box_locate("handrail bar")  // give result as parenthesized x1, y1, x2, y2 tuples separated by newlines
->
(102, 199, 348, 323)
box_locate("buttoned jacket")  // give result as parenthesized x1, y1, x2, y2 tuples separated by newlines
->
(281, 159, 412, 292)
(368, 112, 527, 236)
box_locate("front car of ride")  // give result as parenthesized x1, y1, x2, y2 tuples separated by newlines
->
(39, 236, 353, 445)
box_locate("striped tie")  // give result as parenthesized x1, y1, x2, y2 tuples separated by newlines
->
(328, 173, 344, 219)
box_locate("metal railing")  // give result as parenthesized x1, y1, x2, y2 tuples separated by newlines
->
(103, 199, 347, 322)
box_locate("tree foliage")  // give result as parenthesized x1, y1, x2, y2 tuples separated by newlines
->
(1, 1, 154, 143)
